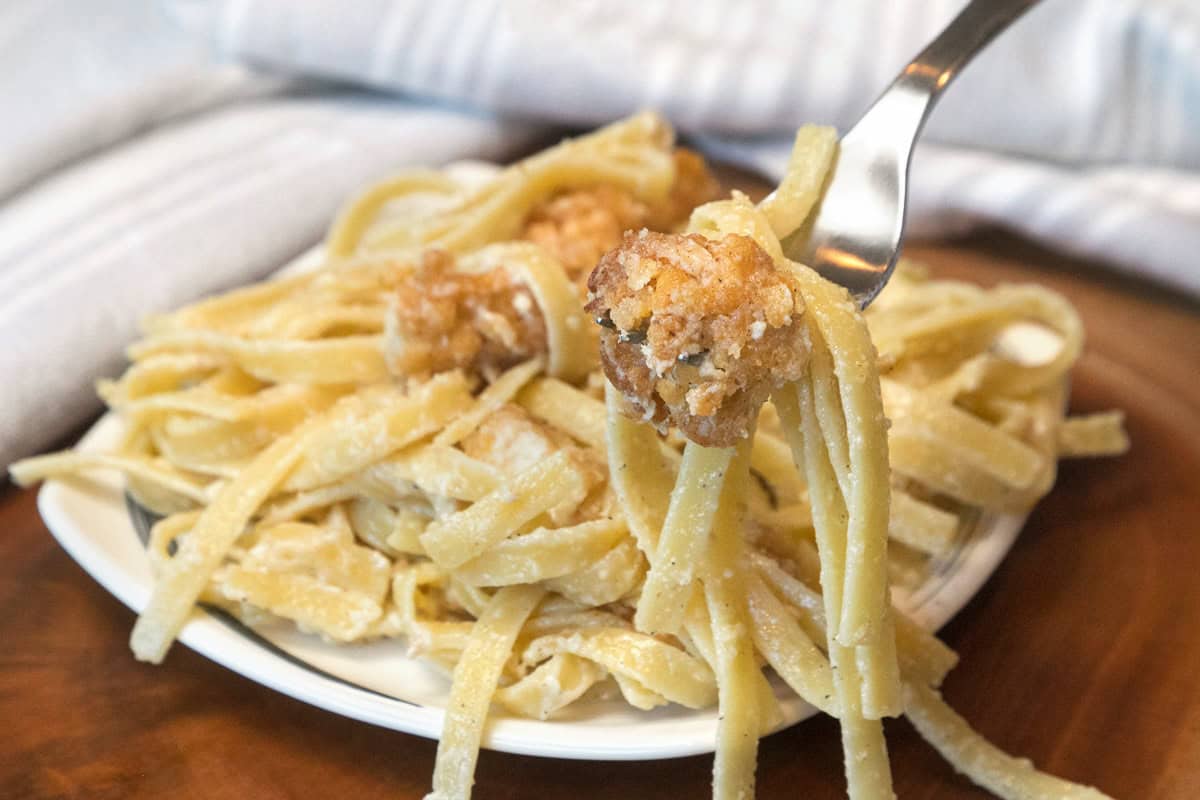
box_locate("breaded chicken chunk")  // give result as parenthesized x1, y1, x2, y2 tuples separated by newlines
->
(521, 149, 720, 281)
(387, 151, 719, 382)
(522, 185, 648, 282)
(645, 149, 723, 232)
(586, 231, 810, 447)
(462, 404, 610, 524)
(387, 250, 546, 380)
(461, 404, 578, 474)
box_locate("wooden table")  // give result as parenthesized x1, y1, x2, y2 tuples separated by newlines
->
(3, 232, 1199, 799)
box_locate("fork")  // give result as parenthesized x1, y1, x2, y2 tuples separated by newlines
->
(786, 0, 1040, 307)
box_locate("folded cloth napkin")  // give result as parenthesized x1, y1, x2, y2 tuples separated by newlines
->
(197, 0, 1200, 297)
(198, 0, 1200, 167)
(4, 0, 1200, 467)
(0, 0, 285, 203)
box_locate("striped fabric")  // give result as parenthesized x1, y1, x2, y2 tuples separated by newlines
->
(199, 0, 1200, 297)
(3, 0, 1199, 465)
(203, 0, 1200, 167)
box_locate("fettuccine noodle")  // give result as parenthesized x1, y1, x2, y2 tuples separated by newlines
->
(12, 113, 1127, 800)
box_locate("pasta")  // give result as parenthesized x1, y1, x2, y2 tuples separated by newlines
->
(10, 112, 1128, 800)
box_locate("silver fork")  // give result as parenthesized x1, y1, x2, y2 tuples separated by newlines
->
(785, 0, 1040, 307)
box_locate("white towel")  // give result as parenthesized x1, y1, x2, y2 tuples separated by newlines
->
(4, 0, 1200, 466)
(202, 0, 1200, 167)
(0, 0, 282, 202)
(199, 0, 1200, 296)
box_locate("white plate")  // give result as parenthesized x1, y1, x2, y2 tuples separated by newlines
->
(37, 412, 1025, 761)
(35, 225, 1044, 760)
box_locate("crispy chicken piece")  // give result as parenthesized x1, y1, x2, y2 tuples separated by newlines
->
(461, 404, 578, 474)
(522, 185, 648, 282)
(388, 150, 718, 381)
(462, 404, 609, 523)
(387, 250, 546, 380)
(521, 149, 720, 282)
(586, 231, 810, 447)
(646, 149, 722, 232)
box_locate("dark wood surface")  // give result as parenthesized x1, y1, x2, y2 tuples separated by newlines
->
(3, 232, 1200, 799)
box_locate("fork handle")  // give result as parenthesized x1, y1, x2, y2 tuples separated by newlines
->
(899, 0, 1040, 103)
